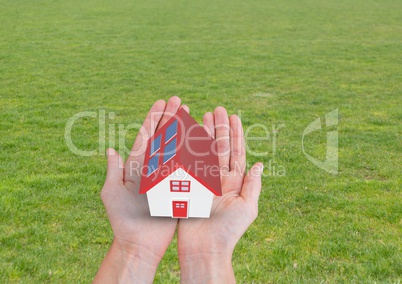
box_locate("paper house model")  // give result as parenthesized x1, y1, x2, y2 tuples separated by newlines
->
(139, 108, 222, 218)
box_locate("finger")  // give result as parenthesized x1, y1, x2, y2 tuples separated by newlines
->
(203, 112, 215, 138)
(124, 99, 166, 184)
(214, 106, 230, 174)
(229, 115, 246, 175)
(104, 148, 124, 186)
(240, 163, 263, 213)
(158, 96, 182, 129)
(181, 104, 190, 114)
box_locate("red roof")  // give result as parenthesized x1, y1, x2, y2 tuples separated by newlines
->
(139, 108, 222, 196)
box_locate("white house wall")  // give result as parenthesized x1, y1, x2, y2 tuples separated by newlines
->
(146, 168, 214, 218)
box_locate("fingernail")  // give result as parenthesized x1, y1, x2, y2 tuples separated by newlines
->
(260, 164, 264, 174)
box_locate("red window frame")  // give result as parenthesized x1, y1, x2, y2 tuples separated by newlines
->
(170, 180, 191, 192)
(174, 202, 186, 209)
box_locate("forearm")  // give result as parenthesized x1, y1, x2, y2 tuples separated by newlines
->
(179, 252, 235, 284)
(93, 238, 160, 284)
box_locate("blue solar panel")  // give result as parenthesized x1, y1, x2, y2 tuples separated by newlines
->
(165, 120, 178, 143)
(150, 135, 161, 156)
(163, 138, 177, 163)
(147, 155, 159, 176)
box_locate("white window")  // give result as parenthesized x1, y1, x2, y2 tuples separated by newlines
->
(170, 180, 190, 192)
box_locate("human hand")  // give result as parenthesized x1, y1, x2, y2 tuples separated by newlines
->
(177, 106, 263, 283)
(94, 96, 188, 283)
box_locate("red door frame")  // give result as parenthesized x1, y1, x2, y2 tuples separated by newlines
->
(172, 201, 188, 218)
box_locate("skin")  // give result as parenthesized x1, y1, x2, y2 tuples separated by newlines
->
(93, 97, 263, 284)
(178, 107, 263, 283)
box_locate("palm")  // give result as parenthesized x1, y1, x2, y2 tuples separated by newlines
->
(101, 181, 177, 258)
(178, 107, 262, 256)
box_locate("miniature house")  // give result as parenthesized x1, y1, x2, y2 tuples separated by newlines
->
(139, 108, 222, 218)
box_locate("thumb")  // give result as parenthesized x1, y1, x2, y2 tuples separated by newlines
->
(104, 148, 124, 185)
(241, 162, 263, 210)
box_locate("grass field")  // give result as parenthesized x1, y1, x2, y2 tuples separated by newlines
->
(1, 0, 401, 282)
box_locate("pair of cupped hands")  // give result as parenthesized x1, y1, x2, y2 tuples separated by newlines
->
(94, 97, 263, 283)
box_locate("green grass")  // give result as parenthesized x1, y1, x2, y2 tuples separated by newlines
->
(1, 0, 401, 282)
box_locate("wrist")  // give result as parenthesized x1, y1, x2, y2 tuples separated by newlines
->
(179, 252, 235, 284)
(94, 238, 161, 283)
